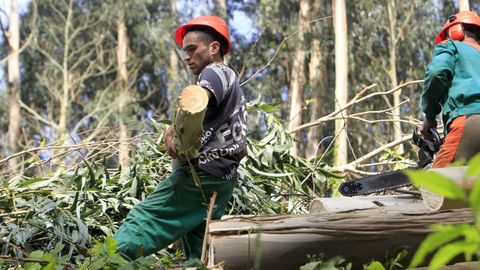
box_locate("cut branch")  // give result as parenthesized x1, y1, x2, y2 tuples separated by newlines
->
(289, 80, 423, 133)
(332, 134, 413, 173)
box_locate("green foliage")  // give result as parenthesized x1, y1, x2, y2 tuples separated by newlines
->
(233, 98, 342, 214)
(383, 249, 409, 270)
(406, 153, 480, 269)
(364, 261, 385, 270)
(0, 103, 338, 267)
(300, 254, 351, 270)
(21, 243, 67, 270)
(405, 170, 466, 200)
(183, 258, 209, 270)
(1, 0, 466, 268)
(78, 236, 128, 269)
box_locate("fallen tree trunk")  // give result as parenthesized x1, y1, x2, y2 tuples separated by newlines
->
(173, 85, 209, 159)
(208, 196, 473, 269)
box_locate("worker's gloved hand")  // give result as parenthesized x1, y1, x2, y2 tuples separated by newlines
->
(164, 125, 187, 161)
(420, 118, 437, 141)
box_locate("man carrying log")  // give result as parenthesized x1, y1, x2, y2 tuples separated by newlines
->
(421, 11, 480, 168)
(114, 15, 247, 260)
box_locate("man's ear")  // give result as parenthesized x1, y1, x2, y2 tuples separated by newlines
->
(209, 41, 221, 56)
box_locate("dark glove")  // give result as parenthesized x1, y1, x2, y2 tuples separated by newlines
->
(420, 119, 437, 141)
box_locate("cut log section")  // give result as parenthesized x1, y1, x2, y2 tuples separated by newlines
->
(421, 166, 471, 211)
(174, 85, 209, 159)
(309, 194, 425, 214)
(207, 195, 473, 270)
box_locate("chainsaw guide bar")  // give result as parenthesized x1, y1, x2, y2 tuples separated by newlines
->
(338, 169, 412, 196)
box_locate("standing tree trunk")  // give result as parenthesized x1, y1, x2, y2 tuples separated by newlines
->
(459, 0, 470, 11)
(306, 38, 321, 159)
(58, 0, 73, 139)
(116, 10, 131, 170)
(288, 0, 310, 156)
(333, 0, 348, 166)
(386, 0, 404, 154)
(7, 0, 21, 175)
(169, 0, 180, 116)
(214, 0, 227, 21)
(306, 41, 326, 159)
(214, 0, 228, 66)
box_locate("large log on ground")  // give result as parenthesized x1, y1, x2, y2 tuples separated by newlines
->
(207, 196, 473, 270)
(173, 85, 208, 158)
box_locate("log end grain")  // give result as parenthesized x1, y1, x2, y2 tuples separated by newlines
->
(178, 85, 209, 114)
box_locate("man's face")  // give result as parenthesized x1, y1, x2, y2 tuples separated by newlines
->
(182, 31, 214, 75)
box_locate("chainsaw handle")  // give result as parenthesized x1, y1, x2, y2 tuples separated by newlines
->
(412, 127, 442, 153)
(427, 128, 442, 152)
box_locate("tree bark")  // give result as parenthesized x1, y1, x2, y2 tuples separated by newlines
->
(306, 1, 327, 159)
(207, 199, 473, 270)
(458, 0, 470, 11)
(333, 0, 348, 166)
(169, 0, 180, 117)
(288, 0, 310, 156)
(7, 0, 21, 175)
(214, 0, 227, 21)
(116, 10, 131, 170)
(214, 0, 228, 66)
(387, 0, 404, 154)
(58, 0, 73, 139)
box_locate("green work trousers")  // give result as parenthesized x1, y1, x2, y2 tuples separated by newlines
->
(113, 166, 234, 260)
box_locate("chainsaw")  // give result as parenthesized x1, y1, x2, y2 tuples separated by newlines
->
(338, 128, 443, 196)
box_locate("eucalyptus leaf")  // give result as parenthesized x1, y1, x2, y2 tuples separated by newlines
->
(259, 103, 278, 113)
(469, 180, 480, 211)
(250, 166, 293, 177)
(365, 261, 385, 270)
(466, 153, 480, 176)
(429, 241, 478, 270)
(405, 170, 466, 200)
(410, 224, 469, 267)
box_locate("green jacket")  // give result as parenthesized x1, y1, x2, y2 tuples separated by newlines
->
(422, 40, 480, 133)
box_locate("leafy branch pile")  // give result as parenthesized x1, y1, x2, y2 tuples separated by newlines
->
(0, 103, 340, 268)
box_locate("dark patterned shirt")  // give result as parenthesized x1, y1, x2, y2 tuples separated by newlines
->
(196, 63, 247, 180)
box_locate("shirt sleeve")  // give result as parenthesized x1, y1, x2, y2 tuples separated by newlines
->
(197, 66, 228, 107)
(421, 41, 457, 120)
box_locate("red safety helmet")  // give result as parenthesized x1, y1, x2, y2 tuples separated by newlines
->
(175, 15, 232, 55)
(436, 11, 480, 44)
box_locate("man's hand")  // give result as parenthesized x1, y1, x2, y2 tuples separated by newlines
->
(420, 118, 438, 141)
(164, 125, 186, 160)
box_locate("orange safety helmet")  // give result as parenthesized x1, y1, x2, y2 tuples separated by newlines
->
(175, 15, 232, 55)
(436, 11, 480, 44)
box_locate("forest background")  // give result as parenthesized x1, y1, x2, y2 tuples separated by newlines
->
(0, 0, 479, 268)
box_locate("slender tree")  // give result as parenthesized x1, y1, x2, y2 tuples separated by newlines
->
(168, 0, 180, 116)
(386, 0, 404, 154)
(288, 0, 310, 156)
(6, 0, 21, 174)
(306, 1, 330, 159)
(116, 6, 131, 170)
(459, 0, 470, 11)
(214, 0, 228, 21)
(333, 0, 348, 166)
